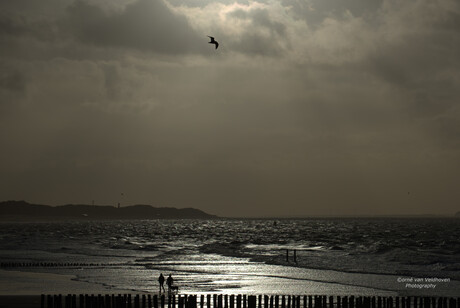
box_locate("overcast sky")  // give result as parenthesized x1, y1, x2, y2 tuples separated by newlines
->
(1, 0, 459, 217)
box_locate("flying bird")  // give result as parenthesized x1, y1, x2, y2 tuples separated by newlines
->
(208, 36, 219, 49)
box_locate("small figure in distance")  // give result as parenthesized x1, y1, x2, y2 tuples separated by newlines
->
(158, 273, 165, 293)
(166, 274, 174, 292)
(208, 36, 219, 49)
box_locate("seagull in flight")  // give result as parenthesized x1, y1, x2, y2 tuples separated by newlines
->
(208, 36, 219, 49)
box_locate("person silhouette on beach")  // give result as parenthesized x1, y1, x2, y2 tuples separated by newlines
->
(158, 273, 165, 293)
(166, 274, 173, 292)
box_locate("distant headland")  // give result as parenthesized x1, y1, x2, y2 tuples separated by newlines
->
(0, 200, 218, 220)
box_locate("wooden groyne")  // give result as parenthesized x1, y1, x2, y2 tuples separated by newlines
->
(40, 294, 459, 308)
(1, 262, 123, 268)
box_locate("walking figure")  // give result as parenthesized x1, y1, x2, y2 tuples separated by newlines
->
(158, 273, 165, 293)
(166, 274, 174, 292)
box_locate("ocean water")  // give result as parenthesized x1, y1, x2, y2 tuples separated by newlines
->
(0, 218, 459, 296)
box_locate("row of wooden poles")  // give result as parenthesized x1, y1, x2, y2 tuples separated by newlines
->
(1, 262, 120, 268)
(41, 294, 459, 308)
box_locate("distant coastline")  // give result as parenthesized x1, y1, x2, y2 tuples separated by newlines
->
(0, 200, 218, 220)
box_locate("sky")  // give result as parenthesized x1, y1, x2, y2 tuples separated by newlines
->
(1, 0, 459, 217)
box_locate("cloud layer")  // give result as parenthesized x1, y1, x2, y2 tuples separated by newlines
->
(1, 0, 459, 216)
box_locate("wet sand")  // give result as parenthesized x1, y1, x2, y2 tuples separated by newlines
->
(0, 269, 136, 296)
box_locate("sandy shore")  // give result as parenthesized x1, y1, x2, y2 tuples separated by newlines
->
(0, 295, 41, 308)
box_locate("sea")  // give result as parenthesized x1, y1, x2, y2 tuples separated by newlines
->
(0, 218, 459, 297)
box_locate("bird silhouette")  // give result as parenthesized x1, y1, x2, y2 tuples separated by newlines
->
(208, 36, 219, 49)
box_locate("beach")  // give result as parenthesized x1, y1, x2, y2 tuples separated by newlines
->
(1, 219, 459, 300)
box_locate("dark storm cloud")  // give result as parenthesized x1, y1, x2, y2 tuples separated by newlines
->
(0, 12, 60, 42)
(1, 0, 460, 216)
(65, 0, 207, 54)
(0, 69, 26, 94)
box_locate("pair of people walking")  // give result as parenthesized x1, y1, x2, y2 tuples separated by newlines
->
(158, 273, 174, 293)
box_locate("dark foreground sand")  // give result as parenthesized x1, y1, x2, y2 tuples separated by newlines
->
(0, 295, 41, 308)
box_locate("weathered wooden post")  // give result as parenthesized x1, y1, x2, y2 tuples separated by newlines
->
(362, 297, 367, 308)
(275, 296, 279, 308)
(349, 296, 355, 308)
(422, 297, 428, 308)
(84, 294, 91, 307)
(119, 294, 123, 308)
(230, 295, 235, 308)
(161, 295, 165, 308)
(207, 295, 211, 308)
(184, 295, 190, 308)
(186, 295, 190, 308)
(57, 294, 63, 308)
(282, 296, 286, 308)
(200, 295, 204, 308)
(185, 295, 190, 308)
(64, 294, 69, 308)
(271, 296, 274, 308)
(47, 295, 52, 308)
(237, 295, 242, 308)
(437, 298, 443, 308)
(248, 296, 257, 308)
(225, 295, 229, 308)
(329, 297, 334, 308)
(244, 295, 247, 308)
(219, 295, 224, 308)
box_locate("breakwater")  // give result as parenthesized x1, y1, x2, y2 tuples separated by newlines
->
(40, 294, 459, 308)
